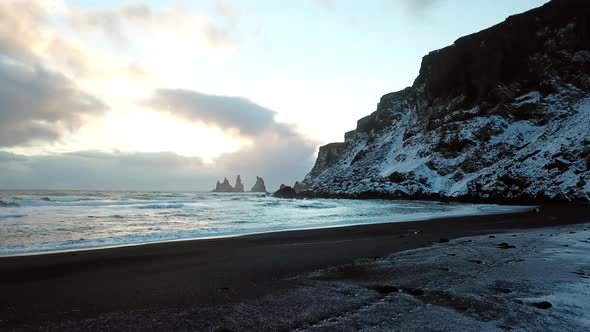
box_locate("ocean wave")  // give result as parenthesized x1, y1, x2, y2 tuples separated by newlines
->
(296, 202, 338, 209)
(0, 213, 25, 220)
(137, 203, 184, 209)
(259, 201, 281, 206)
(0, 200, 20, 207)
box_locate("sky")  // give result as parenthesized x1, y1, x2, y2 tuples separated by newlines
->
(0, 0, 549, 191)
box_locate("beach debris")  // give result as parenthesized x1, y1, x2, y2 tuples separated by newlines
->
(496, 242, 516, 249)
(531, 301, 553, 309)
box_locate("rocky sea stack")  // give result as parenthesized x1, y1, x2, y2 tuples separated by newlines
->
(212, 175, 245, 193)
(250, 176, 267, 192)
(273, 185, 297, 198)
(298, 0, 590, 203)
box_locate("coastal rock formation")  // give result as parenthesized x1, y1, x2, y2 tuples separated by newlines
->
(301, 0, 590, 203)
(273, 186, 297, 198)
(234, 175, 245, 192)
(250, 176, 267, 192)
(213, 178, 234, 192)
(293, 181, 304, 194)
(212, 175, 245, 192)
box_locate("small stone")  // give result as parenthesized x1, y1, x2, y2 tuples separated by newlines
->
(439, 238, 449, 243)
(497, 242, 516, 249)
(373, 285, 399, 295)
(489, 235, 496, 238)
(531, 301, 552, 309)
(406, 288, 425, 296)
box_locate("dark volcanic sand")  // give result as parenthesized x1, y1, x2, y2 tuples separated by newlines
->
(1, 204, 589, 330)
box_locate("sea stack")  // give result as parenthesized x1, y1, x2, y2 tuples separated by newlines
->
(250, 176, 267, 192)
(215, 178, 234, 192)
(212, 176, 242, 192)
(234, 175, 245, 192)
(273, 185, 297, 198)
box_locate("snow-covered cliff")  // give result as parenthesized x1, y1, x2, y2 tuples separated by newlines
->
(301, 0, 590, 203)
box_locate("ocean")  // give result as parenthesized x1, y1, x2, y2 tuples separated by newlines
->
(0, 190, 531, 256)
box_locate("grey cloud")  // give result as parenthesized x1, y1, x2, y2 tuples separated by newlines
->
(143, 89, 317, 189)
(313, 0, 336, 11)
(0, 147, 314, 191)
(401, 0, 440, 16)
(0, 61, 107, 147)
(69, 4, 153, 47)
(0, 151, 207, 190)
(68, 2, 239, 49)
(0, 88, 317, 190)
(0, 1, 148, 79)
(144, 89, 277, 135)
(214, 124, 317, 190)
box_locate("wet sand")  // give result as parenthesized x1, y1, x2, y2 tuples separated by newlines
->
(1, 204, 589, 330)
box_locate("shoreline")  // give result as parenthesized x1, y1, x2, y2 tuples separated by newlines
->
(0, 202, 534, 258)
(1, 204, 589, 329)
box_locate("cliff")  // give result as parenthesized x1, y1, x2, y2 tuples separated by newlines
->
(301, 0, 590, 203)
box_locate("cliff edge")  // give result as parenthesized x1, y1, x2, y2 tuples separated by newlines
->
(301, 0, 590, 203)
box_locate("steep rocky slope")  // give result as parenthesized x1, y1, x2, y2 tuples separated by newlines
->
(301, 0, 590, 203)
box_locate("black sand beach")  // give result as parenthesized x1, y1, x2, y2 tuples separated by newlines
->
(1, 204, 589, 330)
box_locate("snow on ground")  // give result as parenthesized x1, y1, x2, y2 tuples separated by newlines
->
(215, 224, 590, 331)
(47, 223, 590, 331)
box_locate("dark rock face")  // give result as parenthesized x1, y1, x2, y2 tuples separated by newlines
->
(234, 175, 244, 192)
(273, 186, 297, 198)
(212, 176, 244, 192)
(250, 176, 267, 192)
(306, 143, 346, 178)
(293, 181, 304, 194)
(302, 0, 590, 203)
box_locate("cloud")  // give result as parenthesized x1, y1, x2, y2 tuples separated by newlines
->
(0, 0, 149, 79)
(401, 0, 440, 16)
(0, 88, 318, 190)
(142, 88, 317, 188)
(313, 0, 336, 11)
(0, 60, 107, 147)
(214, 125, 317, 189)
(144, 89, 276, 135)
(0, 151, 207, 190)
(67, 1, 240, 50)
(0, 148, 314, 191)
